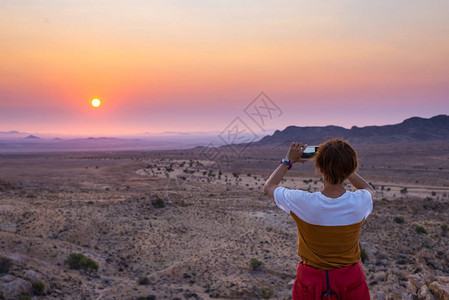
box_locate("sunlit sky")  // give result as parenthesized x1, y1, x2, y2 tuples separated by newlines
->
(1, 1, 448, 136)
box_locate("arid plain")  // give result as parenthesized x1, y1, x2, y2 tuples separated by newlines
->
(1, 142, 449, 299)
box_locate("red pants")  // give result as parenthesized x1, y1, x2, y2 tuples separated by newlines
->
(292, 262, 370, 300)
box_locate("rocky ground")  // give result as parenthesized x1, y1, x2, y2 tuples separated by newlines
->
(0, 143, 448, 299)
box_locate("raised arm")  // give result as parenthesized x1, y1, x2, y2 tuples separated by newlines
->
(264, 164, 290, 199)
(347, 172, 375, 198)
(264, 142, 307, 199)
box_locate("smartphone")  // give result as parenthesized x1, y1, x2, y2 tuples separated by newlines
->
(301, 146, 319, 159)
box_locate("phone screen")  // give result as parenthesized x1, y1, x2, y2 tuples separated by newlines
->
(301, 146, 319, 159)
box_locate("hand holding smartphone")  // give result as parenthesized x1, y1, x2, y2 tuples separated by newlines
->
(300, 146, 319, 159)
(286, 143, 319, 164)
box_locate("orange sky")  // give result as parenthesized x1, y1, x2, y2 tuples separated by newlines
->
(1, 1, 448, 136)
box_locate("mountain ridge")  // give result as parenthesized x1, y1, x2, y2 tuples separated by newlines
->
(254, 114, 449, 146)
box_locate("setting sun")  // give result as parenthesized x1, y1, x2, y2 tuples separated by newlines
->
(91, 98, 101, 108)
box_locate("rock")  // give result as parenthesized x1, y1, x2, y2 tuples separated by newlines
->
(427, 260, 439, 270)
(436, 276, 449, 284)
(0, 277, 32, 299)
(375, 291, 386, 300)
(408, 279, 418, 294)
(408, 274, 426, 294)
(397, 253, 410, 265)
(0, 274, 16, 283)
(402, 292, 417, 300)
(418, 285, 435, 300)
(23, 269, 44, 282)
(379, 259, 389, 266)
(428, 281, 449, 300)
(400, 253, 409, 259)
(387, 270, 399, 285)
(183, 292, 200, 299)
(276, 289, 292, 299)
(390, 287, 403, 299)
(373, 271, 387, 282)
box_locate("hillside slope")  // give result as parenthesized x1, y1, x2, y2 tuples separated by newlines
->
(255, 115, 449, 145)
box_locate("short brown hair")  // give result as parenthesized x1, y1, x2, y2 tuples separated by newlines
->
(313, 138, 358, 185)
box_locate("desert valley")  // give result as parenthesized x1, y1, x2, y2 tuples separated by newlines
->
(1, 116, 449, 299)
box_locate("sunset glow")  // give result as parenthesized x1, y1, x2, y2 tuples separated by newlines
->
(1, 1, 448, 136)
(92, 99, 101, 108)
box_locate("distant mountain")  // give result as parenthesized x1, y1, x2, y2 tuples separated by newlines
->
(0, 135, 220, 153)
(0, 130, 28, 138)
(86, 137, 119, 140)
(143, 130, 221, 136)
(254, 115, 449, 146)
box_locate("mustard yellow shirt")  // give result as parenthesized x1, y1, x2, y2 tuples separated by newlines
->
(274, 187, 372, 270)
